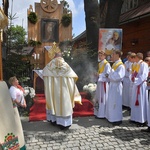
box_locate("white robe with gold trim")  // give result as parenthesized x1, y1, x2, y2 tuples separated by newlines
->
(43, 57, 81, 126)
(106, 60, 125, 122)
(130, 61, 149, 123)
(94, 60, 111, 118)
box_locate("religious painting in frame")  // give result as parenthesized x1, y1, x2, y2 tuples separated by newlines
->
(98, 28, 123, 57)
(41, 19, 59, 43)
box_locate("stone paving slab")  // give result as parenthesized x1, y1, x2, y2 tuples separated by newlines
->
(22, 109, 150, 150)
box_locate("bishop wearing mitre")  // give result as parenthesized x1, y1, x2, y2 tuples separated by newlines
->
(43, 43, 81, 130)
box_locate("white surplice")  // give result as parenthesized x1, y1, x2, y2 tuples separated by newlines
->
(130, 60, 149, 123)
(43, 57, 81, 127)
(94, 59, 111, 118)
(106, 59, 125, 122)
(122, 60, 132, 107)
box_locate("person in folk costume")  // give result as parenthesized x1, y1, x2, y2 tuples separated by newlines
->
(122, 52, 133, 109)
(0, 77, 27, 149)
(93, 50, 111, 118)
(105, 50, 125, 125)
(130, 53, 149, 126)
(43, 43, 82, 130)
(141, 57, 150, 132)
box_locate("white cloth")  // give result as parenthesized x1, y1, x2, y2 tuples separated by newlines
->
(43, 57, 81, 126)
(122, 60, 132, 107)
(9, 86, 25, 105)
(130, 61, 149, 123)
(0, 81, 25, 149)
(46, 110, 72, 126)
(106, 59, 125, 122)
(33, 69, 43, 79)
(94, 60, 111, 118)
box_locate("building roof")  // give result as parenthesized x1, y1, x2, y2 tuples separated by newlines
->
(72, 31, 86, 42)
(120, 1, 150, 24)
(10, 47, 34, 55)
(73, 2, 150, 41)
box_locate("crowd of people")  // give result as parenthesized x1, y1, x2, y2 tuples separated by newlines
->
(94, 50, 150, 132)
(7, 44, 150, 133)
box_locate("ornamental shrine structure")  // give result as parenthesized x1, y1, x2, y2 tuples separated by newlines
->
(28, 0, 72, 69)
(27, 0, 72, 92)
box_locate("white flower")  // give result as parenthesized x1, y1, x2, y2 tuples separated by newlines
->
(83, 83, 97, 93)
(24, 86, 36, 98)
(83, 83, 97, 100)
(83, 85, 88, 91)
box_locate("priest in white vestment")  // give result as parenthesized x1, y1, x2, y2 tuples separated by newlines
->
(130, 53, 149, 126)
(43, 44, 81, 129)
(106, 50, 125, 125)
(94, 50, 111, 118)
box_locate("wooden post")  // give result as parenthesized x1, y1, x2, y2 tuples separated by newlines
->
(0, 31, 3, 80)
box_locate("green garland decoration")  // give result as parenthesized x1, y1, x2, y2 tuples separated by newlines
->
(28, 12, 38, 24)
(28, 39, 41, 47)
(61, 14, 72, 27)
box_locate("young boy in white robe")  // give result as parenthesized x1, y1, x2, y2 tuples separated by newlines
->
(130, 53, 149, 126)
(122, 52, 132, 108)
(94, 50, 111, 118)
(106, 50, 125, 125)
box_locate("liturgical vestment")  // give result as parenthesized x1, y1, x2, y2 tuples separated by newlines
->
(94, 59, 111, 118)
(43, 57, 81, 126)
(130, 60, 149, 123)
(106, 59, 125, 122)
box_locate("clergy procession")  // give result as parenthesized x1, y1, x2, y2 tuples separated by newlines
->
(42, 43, 150, 131)
(94, 50, 150, 132)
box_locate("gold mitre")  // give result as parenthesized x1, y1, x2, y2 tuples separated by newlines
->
(48, 42, 61, 60)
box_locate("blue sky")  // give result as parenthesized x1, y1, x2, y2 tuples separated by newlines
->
(0, 0, 85, 38)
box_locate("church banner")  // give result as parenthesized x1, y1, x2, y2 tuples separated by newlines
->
(98, 28, 123, 56)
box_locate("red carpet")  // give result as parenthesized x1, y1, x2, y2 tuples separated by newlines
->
(29, 92, 94, 121)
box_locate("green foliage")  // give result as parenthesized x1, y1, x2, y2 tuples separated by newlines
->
(28, 12, 38, 24)
(60, 0, 71, 14)
(60, 0, 72, 27)
(3, 54, 31, 86)
(28, 39, 42, 47)
(61, 14, 72, 27)
(6, 25, 27, 54)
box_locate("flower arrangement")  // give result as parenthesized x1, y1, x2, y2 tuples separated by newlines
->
(83, 83, 97, 100)
(24, 86, 35, 98)
(22, 86, 36, 116)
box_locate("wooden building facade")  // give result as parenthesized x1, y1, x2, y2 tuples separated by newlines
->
(120, 1, 150, 58)
(73, 0, 150, 59)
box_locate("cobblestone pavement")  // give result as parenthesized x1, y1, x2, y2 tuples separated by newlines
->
(22, 109, 150, 150)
